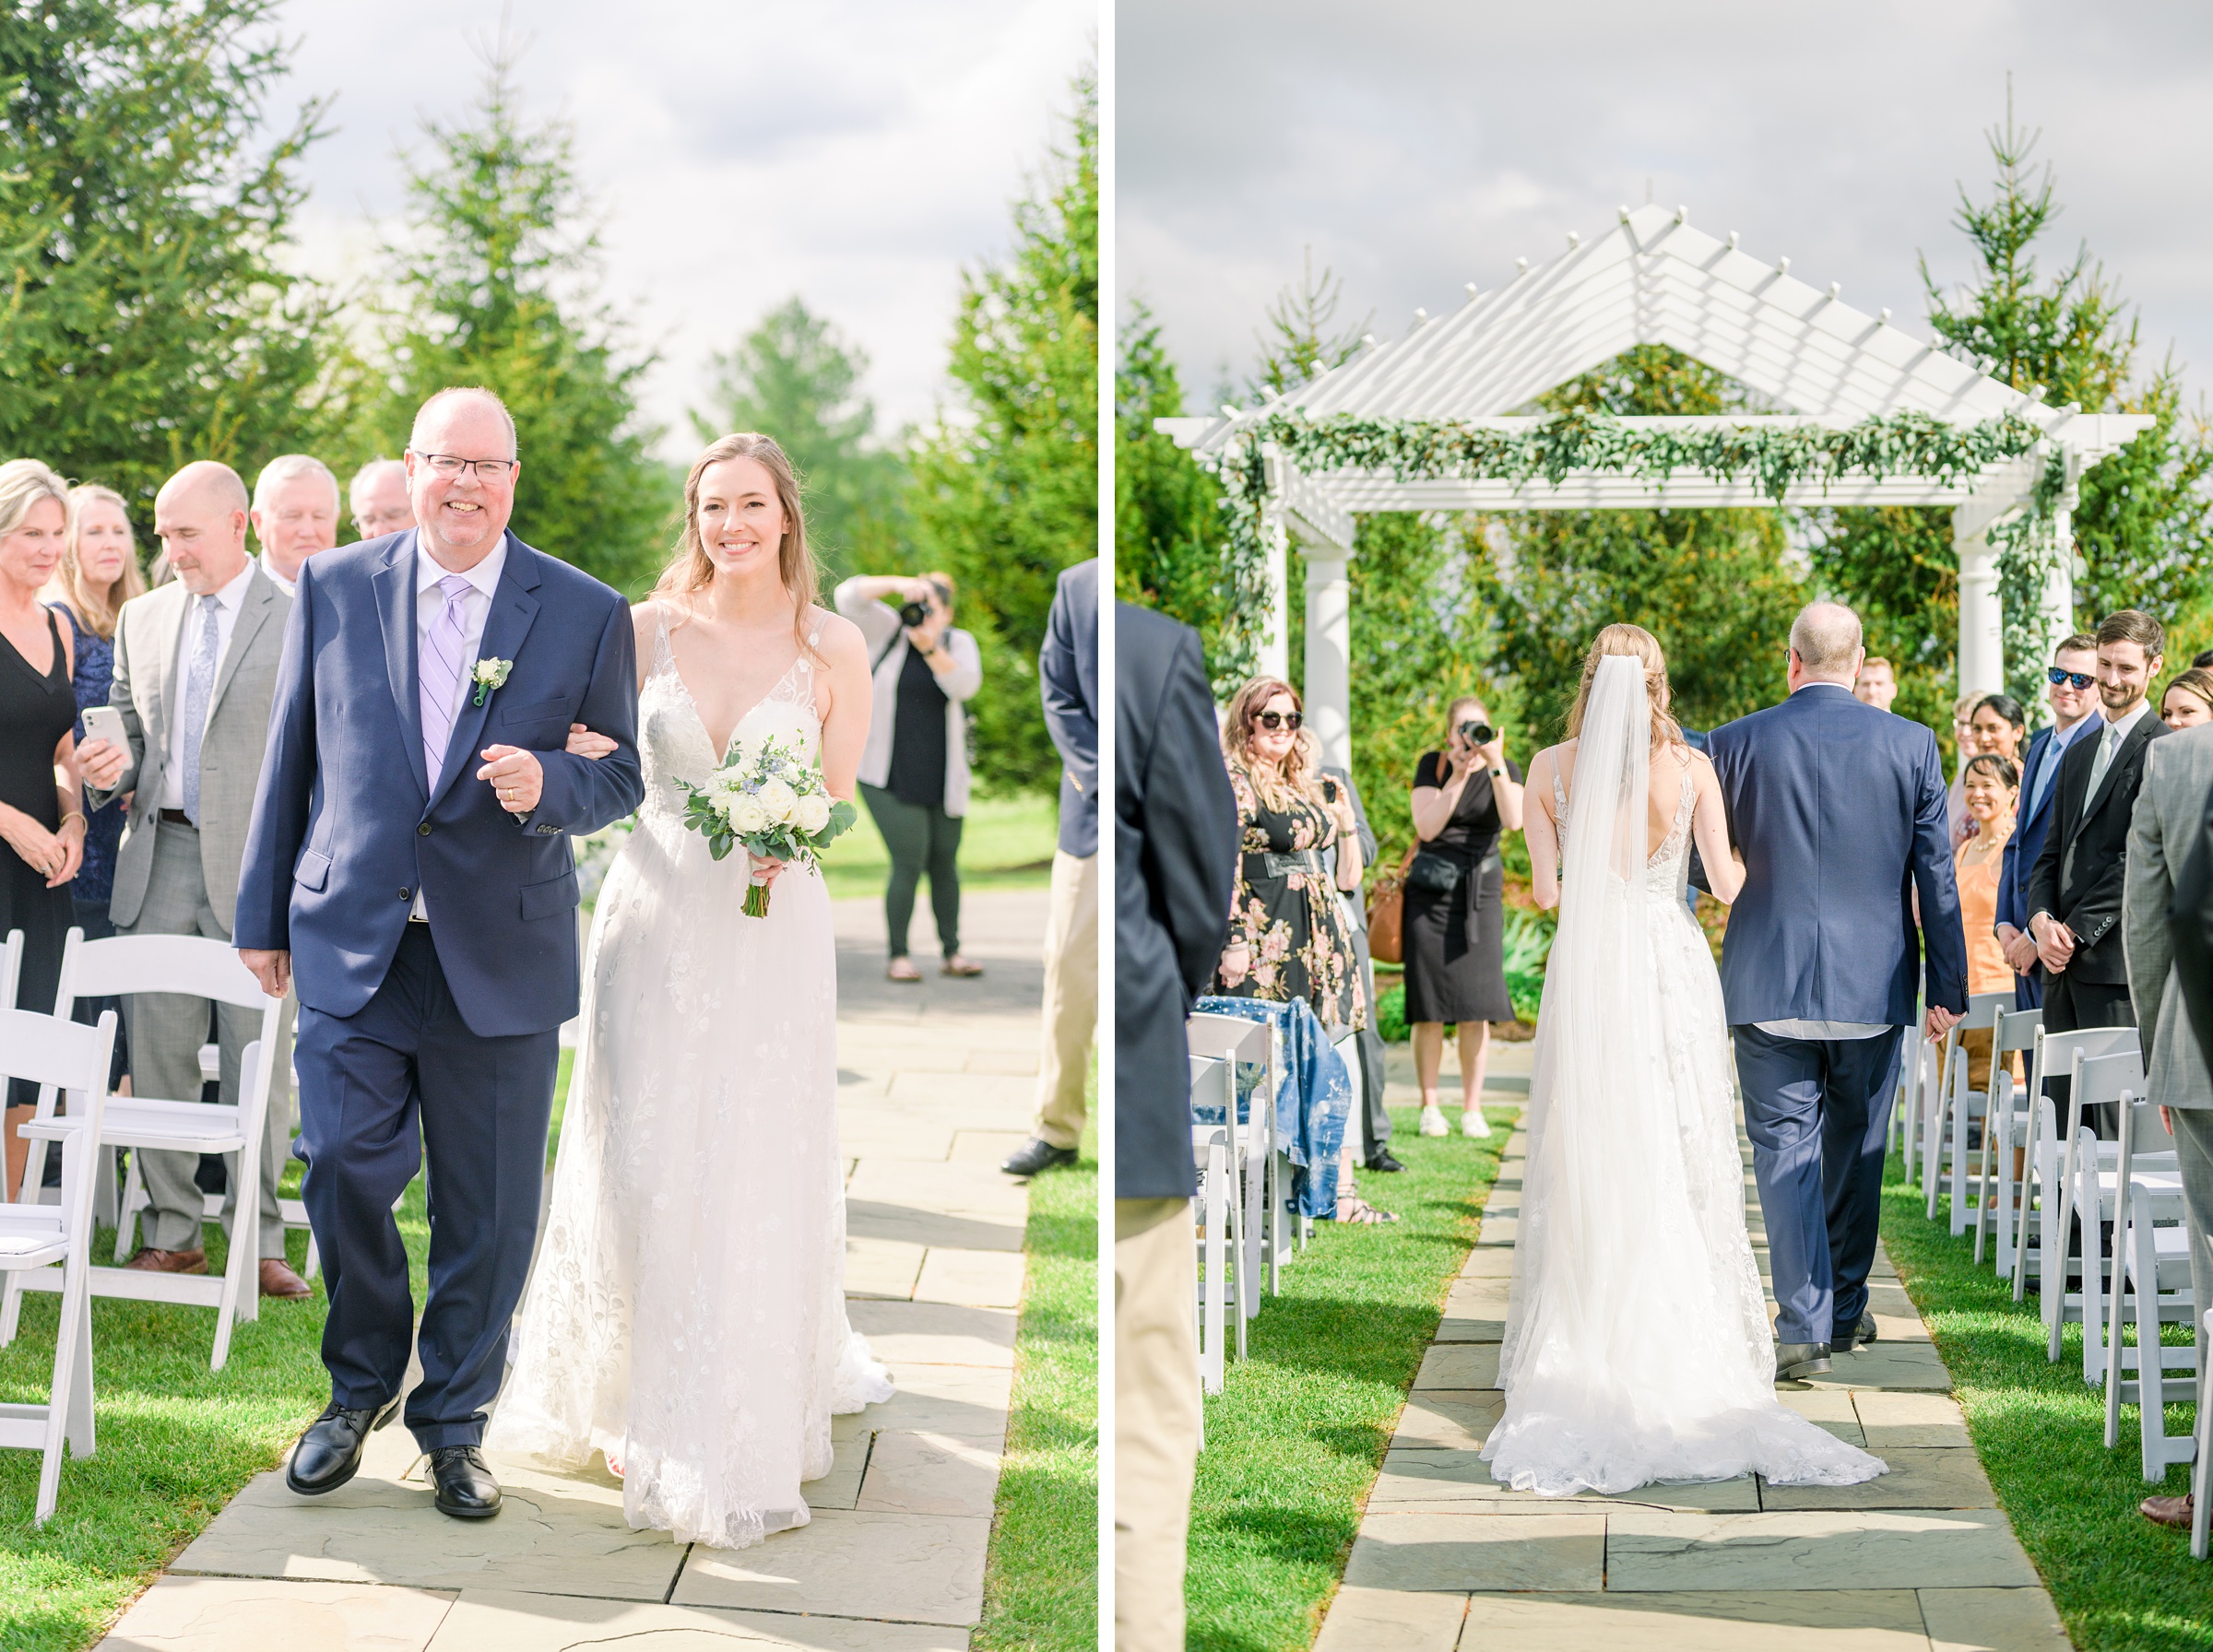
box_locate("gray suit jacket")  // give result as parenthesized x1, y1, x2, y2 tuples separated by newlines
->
(93, 567, 291, 933)
(2124, 723, 2213, 1110)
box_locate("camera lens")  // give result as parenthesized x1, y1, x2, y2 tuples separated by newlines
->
(1460, 721, 1494, 745)
(898, 600, 930, 627)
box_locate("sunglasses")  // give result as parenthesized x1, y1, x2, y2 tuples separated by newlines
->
(1252, 710, 1303, 731)
(2048, 667, 2096, 690)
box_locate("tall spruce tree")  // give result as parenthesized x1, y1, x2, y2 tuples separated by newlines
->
(365, 45, 670, 593)
(908, 69, 1096, 796)
(1115, 303, 1228, 656)
(0, 0, 341, 522)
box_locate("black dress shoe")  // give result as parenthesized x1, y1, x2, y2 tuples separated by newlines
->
(1000, 1138, 1078, 1177)
(286, 1394, 402, 1495)
(1774, 1341, 1833, 1384)
(1365, 1150, 1406, 1173)
(1835, 1314, 1879, 1353)
(428, 1445, 502, 1518)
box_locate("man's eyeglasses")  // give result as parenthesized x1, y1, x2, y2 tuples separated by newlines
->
(1253, 710, 1303, 731)
(417, 453, 517, 481)
(2048, 667, 2096, 690)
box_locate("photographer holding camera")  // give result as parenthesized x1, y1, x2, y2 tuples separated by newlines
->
(835, 572, 986, 980)
(1404, 695, 1524, 1139)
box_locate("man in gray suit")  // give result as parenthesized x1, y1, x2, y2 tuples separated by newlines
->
(77, 460, 305, 1297)
(2122, 718, 2213, 1529)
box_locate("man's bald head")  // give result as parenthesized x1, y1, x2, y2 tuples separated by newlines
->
(159, 460, 249, 518)
(153, 460, 251, 595)
(1789, 601, 1865, 686)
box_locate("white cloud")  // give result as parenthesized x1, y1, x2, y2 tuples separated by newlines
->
(1121, 0, 2213, 414)
(272, 0, 1094, 457)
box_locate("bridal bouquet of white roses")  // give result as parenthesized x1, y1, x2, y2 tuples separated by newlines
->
(678, 734, 858, 916)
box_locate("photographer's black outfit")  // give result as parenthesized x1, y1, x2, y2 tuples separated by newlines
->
(862, 643, 964, 961)
(1402, 749, 1521, 1026)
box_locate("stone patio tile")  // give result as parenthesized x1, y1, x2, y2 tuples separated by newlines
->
(847, 1201, 1025, 1254)
(1760, 1448, 1995, 1511)
(856, 1431, 1000, 1517)
(845, 1301, 1016, 1368)
(1437, 1278, 1509, 1342)
(846, 1161, 1034, 1220)
(1391, 1391, 1504, 1452)
(424, 1589, 969, 1650)
(168, 1459, 683, 1599)
(1414, 1344, 1501, 1390)
(1458, 1246, 1515, 1279)
(1778, 1387, 1866, 1446)
(93, 1577, 457, 1652)
(947, 1130, 1030, 1164)
(1800, 1340, 1953, 1392)
(1918, 1585, 2072, 1652)
(1455, 1588, 1931, 1650)
(1854, 1392, 1972, 1449)
(887, 1072, 1039, 1108)
(1604, 1508, 2039, 1591)
(1473, 1214, 1519, 1245)
(1341, 1511, 1604, 1592)
(835, 1121, 956, 1162)
(672, 1509, 991, 1626)
(844, 1235, 926, 1300)
(914, 1247, 1028, 1308)
(1313, 1584, 1468, 1652)
(803, 1433, 872, 1511)
(831, 1363, 1012, 1448)
(963, 1048, 1037, 1076)
(1371, 1451, 1758, 1514)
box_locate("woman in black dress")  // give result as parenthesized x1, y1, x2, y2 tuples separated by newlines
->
(0, 459, 90, 1198)
(1405, 695, 1525, 1140)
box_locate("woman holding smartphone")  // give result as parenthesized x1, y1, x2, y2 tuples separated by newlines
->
(1404, 696, 1524, 1139)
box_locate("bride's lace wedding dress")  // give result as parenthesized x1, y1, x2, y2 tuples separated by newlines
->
(490, 605, 893, 1548)
(1482, 655, 1884, 1497)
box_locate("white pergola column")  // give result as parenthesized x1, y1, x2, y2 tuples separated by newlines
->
(1304, 552, 1353, 773)
(1954, 509, 2005, 698)
(2044, 454, 2080, 656)
(1258, 497, 1290, 681)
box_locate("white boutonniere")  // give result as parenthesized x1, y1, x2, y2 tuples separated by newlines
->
(471, 657, 513, 707)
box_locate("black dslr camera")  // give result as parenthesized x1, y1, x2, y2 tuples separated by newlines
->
(1458, 719, 1495, 746)
(898, 580, 950, 629)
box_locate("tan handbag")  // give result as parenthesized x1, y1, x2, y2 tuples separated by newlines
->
(1366, 842, 1418, 964)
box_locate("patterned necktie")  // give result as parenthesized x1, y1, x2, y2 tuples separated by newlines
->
(179, 596, 221, 826)
(419, 574, 474, 788)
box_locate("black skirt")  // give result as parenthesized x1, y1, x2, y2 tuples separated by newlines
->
(1402, 856, 1512, 1025)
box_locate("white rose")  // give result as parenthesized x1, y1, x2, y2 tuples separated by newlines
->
(795, 792, 832, 833)
(755, 776, 798, 822)
(726, 794, 771, 833)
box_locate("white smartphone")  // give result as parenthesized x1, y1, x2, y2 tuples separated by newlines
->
(79, 705, 126, 750)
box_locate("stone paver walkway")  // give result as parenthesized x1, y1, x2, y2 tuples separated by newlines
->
(1321, 1039, 2074, 1652)
(96, 889, 1051, 1652)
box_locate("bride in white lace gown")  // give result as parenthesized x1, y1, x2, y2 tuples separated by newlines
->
(490, 433, 893, 1548)
(1483, 627, 1885, 1497)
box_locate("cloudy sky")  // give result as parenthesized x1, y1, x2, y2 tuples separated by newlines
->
(272, 0, 1093, 457)
(1122, 1, 2213, 412)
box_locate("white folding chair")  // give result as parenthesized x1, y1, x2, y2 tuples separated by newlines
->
(2012, 1026, 2142, 1307)
(2193, 1308, 2213, 1559)
(1189, 1012, 1281, 1302)
(2100, 1091, 2197, 1480)
(1898, 1033, 1939, 1191)
(1189, 1056, 1241, 1393)
(0, 1006, 117, 1525)
(1925, 991, 2011, 1226)
(2044, 1047, 2166, 1364)
(1975, 1006, 2042, 1268)
(3, 931, 284, 1372)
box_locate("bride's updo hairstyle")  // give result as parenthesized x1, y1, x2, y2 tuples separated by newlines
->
(656, 432, 823, 660)
(1565, 623, 1685, 751)
(1221, 675, 1320, 801)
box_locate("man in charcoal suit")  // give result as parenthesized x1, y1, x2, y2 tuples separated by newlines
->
(2028, 610, 2169, 1139)
(1115, 601, 1237, 1652)
(77, 461, 306, 1298)
(2124, 717, 2213, 1530)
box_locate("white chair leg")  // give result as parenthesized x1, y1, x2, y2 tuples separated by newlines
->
(35, 1264, 90, 1526)
(1201, 1144, 1225, 1395)
(0, 1268, 21, 1347)
(1228, 1159, 1248, 1363)
(2194, 1341, 2213, 1560)
(64, 1270, 93, 1458)
(2106, 1204, 2133, 1448)
(303, 1230, 320, 1281)
(112, 1152, 146, 1264)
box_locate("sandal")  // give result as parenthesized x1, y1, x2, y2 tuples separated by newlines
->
(941, 955, 985, 978)
(1332, 1195, 1399, 1225)
(886, 958, 922, 983)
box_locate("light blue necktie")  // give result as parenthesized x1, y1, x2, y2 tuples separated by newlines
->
(179, 596, 221, 826)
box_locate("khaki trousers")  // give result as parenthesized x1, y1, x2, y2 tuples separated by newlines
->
(1116, 1196, 1200, 1652)
(1033, 850, 1098, 1149)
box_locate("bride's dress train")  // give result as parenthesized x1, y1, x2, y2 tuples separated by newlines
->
(489, 608, 893, 1549)
(1481, 655, 1885, 1497)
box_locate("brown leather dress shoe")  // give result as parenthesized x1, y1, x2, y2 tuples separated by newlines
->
(2142, 1493, 2195, 1528)
(259, 1258, 313, 1299)
(124, 1246, 207, 1274)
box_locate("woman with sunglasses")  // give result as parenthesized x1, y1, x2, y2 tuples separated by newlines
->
(1404, 694, 1524, 1139)
(1213, 677, 1389, 1222)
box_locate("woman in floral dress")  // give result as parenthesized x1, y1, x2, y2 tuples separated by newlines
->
(1213, 676, 1391, 1222)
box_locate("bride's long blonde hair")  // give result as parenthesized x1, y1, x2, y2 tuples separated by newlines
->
(1565, 623, 1685, 751)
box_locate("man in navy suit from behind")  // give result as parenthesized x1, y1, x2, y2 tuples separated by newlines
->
(236, 387, 644, 1519)
(1698, 602, 1968, 1382)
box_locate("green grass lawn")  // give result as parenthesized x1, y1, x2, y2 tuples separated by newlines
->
(816, 793, 1058, 903)
(1184, 1102, 1513, 1652)
(1882, 1160, 2213, 1651)
(976, 1108, 1097, 1652)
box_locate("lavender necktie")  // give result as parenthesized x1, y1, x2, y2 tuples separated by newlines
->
(419, 574, 473, 788)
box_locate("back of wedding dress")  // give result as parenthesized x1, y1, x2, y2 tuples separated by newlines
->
(1484, 655, 1883, 1495)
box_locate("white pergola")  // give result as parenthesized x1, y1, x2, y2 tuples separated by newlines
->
(1158, 203, 2155, 769)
